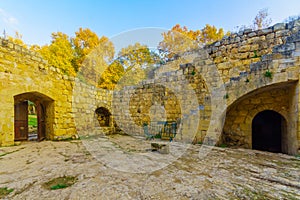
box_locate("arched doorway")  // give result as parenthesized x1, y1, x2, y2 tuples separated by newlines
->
(14, 92, 54, 141)
(252, 110, 285, 153)
(95, 107, 114, 135)
(95, 107, 111, 127)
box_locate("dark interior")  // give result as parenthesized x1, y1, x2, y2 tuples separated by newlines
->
(252, 110, 282, 153)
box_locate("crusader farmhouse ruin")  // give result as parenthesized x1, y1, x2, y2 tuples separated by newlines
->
(1, 20, 300, 155)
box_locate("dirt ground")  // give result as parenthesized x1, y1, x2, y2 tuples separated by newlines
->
(0, 134, 299, 200)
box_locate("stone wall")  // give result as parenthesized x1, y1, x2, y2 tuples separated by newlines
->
(112, 67, 211, 142)
(0, 38, 76, 145)
(206, 20, 300, 83)
(214, 26, 300, 154)
(72, 79, 113, 136)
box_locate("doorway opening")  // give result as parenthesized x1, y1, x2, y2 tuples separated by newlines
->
(14, 92, 54, 141)
(95, 107, 111, 127)
(252, 110, 285, 153)
(28, 101, 37, 140)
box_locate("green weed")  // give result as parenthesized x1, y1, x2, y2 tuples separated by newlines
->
(0, 187, 14, 198)
(43, 176, 77, 190)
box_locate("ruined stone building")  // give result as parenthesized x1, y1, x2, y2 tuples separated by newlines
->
(1, 20, 300, 155)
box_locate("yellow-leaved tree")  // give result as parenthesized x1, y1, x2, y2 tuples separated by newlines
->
(98, 60, 125, 90)
(158, 24, 229, 61)
(72, 28, 115, 85)
(73, 28, 102, 71)
(200, 24, 228, 44)
(159, 24, 201, 61)
(38, 32, 76, 76)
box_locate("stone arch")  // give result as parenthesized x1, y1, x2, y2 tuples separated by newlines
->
(251, 110, 287, 153)
(94, 103, 116, 135)
(222, 82, 298, 155)
(14, 91, 54, 141)
(245, 106, 288, 124)
(245, 106, 288, 128)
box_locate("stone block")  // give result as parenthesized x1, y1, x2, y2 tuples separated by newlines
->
(238, 52, 249, 59)
(244, 29, 252, 34)
(273, 43, 295, 53)
(247, 36, 260, 43)
(275, 30, 289, 38)
(273, 23, 286, 32)
(258, 28, 273, 35)
(238, 45, 251, 52)
(248, 32, 257, 37)
(286, 31, 300, 43)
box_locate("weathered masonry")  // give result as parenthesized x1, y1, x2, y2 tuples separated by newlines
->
(1, 20, 300, 155)
(0, 41, 76, 144)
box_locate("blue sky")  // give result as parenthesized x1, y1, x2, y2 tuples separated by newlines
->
(0, 0, 300, 46)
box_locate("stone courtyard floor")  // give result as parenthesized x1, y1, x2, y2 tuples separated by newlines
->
(0, 134, 299, 200)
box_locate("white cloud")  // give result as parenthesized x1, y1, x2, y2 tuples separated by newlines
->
(0, 8, 18, 28)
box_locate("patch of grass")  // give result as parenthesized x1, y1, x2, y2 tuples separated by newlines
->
(43, 176, 77, 190)
(51, 184, 67, 190)
(0, 187, 14, 198)
(28, 114, 37, 127)
(154, 134, 161, 139)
